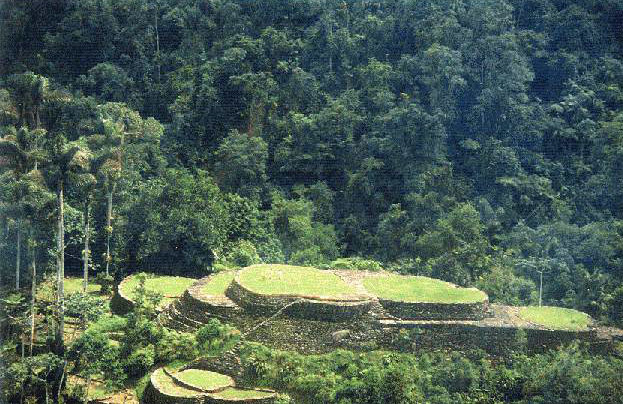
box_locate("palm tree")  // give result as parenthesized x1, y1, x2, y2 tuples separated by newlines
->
(7, 72, 48, 129)
(91, 103, 162, 276)
(43, 131, 92, 350)
(0, 127, 45, 289)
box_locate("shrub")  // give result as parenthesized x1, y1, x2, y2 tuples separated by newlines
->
(224, 240, 261, 267)
(330, 257, 383, 271)
(65, 292, 106, 322)
(125, 345, 155, 377)
(94, 273, 115, 294)
(156, 329, 198, 362)
(256, 236, 285, 264)
(196, 319, 241, 354)
(290, 247, 325, 266)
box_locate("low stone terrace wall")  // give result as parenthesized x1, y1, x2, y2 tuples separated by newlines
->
(226, 277, 373, 322)
(378, 298, 488, 321)
(378, 320, 610, 355)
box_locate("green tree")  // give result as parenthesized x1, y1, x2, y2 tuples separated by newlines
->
(214, 130, 268, 198)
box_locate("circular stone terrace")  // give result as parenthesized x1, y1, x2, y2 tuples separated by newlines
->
(175, 264, 490, 322)
(362, 273, 489, 320)
(226, 264, 375, 321)
(144, 367, 277, 404)
(118, 266, 606, 327)
(112, 273, 196, 314)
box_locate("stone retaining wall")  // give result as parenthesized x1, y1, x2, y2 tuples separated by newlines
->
(206, 389, 277, 404)
(378, 298, 488, 320)
(189, 349, 246, 383)
(142, 368, 204, 404)
(378, 321, 608, 355)
(226, 277, 373, 322)
(179, 289, 242, 323)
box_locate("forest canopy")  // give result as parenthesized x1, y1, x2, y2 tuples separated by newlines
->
(1, 0, 623, 323)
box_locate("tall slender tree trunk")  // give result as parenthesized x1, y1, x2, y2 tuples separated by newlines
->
(83, 202, 90, 292)
(30, 235, 36, 356)
(56, 181, 65, 350)
(155, 6, 161, 85)
(16, 221, 21, 290)
(105, 190, 112, 276)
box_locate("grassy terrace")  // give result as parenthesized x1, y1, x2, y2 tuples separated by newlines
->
(64, 277, 101, 295)
(174, 369, 234, 392)
(518, 306, 592, 330)
(238, 264, 357, 298)
(120, 274, 194, 306)
(151, 368, 203, 398)
(201, 271, 235, 296)
(363, 274, 487, 303)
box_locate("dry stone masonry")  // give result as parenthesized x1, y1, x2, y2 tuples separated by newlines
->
(113, 265, 622, 358)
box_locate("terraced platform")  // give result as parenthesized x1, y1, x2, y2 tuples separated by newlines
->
(161, 272, 242, 331)
(227, 265, 375, 321)
(143, 367, 277, 404)
(115, 265, 622, 355)
(111, 273, 195, 314)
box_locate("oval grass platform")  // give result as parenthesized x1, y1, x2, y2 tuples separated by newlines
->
(237, 264, 358, 299)
(207, 387, 277, 403)
(112, 273, 195, 314)
(518, 306, 592, 330)
(143, 367, 278, 404)
(227, 265, 373, 322)
(143, 368, 204, 404)
(172, 369, 235, 393)
(363, 274, 488, 320)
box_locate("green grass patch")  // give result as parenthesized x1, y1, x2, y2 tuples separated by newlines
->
(518, 306, 591, 330)
(212, 388, 275, 399)
(238, 264, 357, 298)
(120, 274, 194, 306)
(202, 272, 235, 296)
(151, 368, 202, 398)
(363, 274, 487, 303)
(64, 277, 101, 295)
(174, 369, 234, 392)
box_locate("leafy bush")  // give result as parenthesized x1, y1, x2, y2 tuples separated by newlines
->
(330, 257, 383, 271)
(125, 345, 155, 378)
(290, 247, 325, 266)
(65, 292, 106, 321)
(87, 315, 127, 334)
(223, 240, 261, 267)
(476, 265, 536, 305)
(155, 329, 198, 362)
(94, 273, 115, 294)
(196, 319, 241, 355)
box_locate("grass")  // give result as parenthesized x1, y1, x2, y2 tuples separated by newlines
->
(212, 387, 275, 399)
(119, 274, 194, 306)
(174, 369, 234, 392)
(151, 368, 203, 398)
(64, 277, 101, 295)
(518, 306, 592, 330)
(202, 271, 235, 296)
(238, 264, 357, 298)
(363, 274, 487, 303)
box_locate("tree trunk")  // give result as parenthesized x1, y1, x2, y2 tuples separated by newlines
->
(30, 235, 36, 356)
(56, 181, 65, 350)
(83, 202, 90, 293)
(84, 374, 91, 404)
(105, 190, 113, 276)
(154, 6, 161, 85)
(16, 222, 21, 290)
